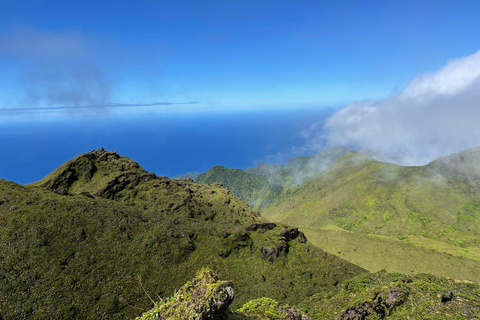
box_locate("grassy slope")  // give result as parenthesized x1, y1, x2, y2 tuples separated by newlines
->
(260, 148, 480, 282)
(302, 226, 480, 281)
(196, 166, 284, 209)
(0, 149, 365, 319)
(196, 147, 351, 209)
(261, 150, 480, 245)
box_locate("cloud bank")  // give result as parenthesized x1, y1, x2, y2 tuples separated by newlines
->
(308, 50, 480, 165)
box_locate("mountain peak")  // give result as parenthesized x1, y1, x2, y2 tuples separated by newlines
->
(245, 161, 281, 175)
(30, 148, 149, 197)
(284, 146, 353, 170)
(427, 146, 480, 179)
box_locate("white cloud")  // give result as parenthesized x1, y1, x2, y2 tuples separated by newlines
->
(313, 50, 480, 165)
(401, 51, 480, 99)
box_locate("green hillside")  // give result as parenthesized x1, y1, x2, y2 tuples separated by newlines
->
(196, 147, 352, 209)
(262, 149, 480, 247)
(2, 148, 480, 319)
(302, 226, 480, 281)
(0, 148, 365, 319)
(196, 147, 480, 283)
(260, 148, 480, 282)
(196, 165, 283, 209)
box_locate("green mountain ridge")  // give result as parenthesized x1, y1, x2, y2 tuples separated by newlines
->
(0, 148, 365, 319)
(263, 148, 480, 246)
(2, 147, 480, 319)
(196, 147, 353, 209)
(195, 146, 480, 283)
(172, 171, 201, 180)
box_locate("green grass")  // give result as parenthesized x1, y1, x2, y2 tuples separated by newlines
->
(301, 226, 480, 282)
(137, 267, 480, 319)
(256, 149, 480, 284)
(4, 147, 480, 319)
(137, 268, 480, 319)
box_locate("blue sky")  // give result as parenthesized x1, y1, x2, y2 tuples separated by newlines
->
(2, 0, 480, 109)
(1, 1, 480, 183)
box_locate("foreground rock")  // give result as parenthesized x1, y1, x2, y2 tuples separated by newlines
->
(136, 269, 234, 320)
(136, 270, 310, 320)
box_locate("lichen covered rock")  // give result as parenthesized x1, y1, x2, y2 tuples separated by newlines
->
(136, 269, 234, 320)
(136, 271, 311, 320)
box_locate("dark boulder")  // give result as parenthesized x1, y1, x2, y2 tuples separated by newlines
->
(280, 228, 307, 243)
(246, 222, 277, 232)
(260, 244, 289, 262)
(441, 291, 455, 303)
(342, 288, 408, 320)
(55, 186, 68, 195)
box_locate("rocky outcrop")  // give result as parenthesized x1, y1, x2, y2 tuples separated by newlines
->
(137, 271, 311, 320)
(136, 269, 234, 320)
(342, 287, 409, 320)
(246, 222, 277, 232)
(31, 147, 147, 195)
(260, 245, 288, 262)
(279, 228, 307, 243)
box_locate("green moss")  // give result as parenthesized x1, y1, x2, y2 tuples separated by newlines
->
(236, 297, 282, 319)
(136, 269, 234, 320)
(137, 270, 480, 320)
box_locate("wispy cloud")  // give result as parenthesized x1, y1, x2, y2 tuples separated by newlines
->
(0, 101, 199, 114)
(0, 27, 202, 119)
(0, 28, 114, 110)
(301, 50, 480, 165)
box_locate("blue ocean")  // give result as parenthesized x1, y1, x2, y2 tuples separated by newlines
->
(0, 108, 333, 184)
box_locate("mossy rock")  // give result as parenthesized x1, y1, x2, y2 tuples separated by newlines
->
(235, 297, 310, 320)
(137, 270, 310, 320)
(136, 269, 234, 320)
